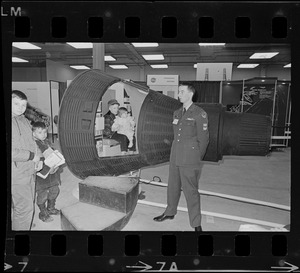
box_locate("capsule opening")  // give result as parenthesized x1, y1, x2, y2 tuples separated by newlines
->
(94, 81, 148, 158)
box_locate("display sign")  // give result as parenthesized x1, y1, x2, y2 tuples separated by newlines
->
(147, 75, 179, 98)
(146, 75, 179, 86)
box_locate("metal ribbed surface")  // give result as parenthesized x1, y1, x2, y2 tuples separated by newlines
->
(238, 113, 272, 155)
(58, 70, 148, 178)
(222, 111, 271, 156)
(137, 90, 181, 165)
(58, 69, 272, 179)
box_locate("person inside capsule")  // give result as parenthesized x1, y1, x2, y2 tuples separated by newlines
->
(103, 99, 136, 155)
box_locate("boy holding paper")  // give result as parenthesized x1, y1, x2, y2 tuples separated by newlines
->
(32, 121, 64, 222)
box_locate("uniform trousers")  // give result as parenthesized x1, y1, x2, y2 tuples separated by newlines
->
(11, 175, 35, 230)
(164, 162, 202, 228)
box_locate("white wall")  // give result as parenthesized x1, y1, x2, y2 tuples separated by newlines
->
(105, 66, 142, 81)
(231, 67, 262, 81)
(231, 65, 291, 81)
(106, 65, 197, 81)
(266, 65, 291, 80)
(145, 66, 197, 81)
(46, 59, 80, 82)
(12, 67, 47, 81)
(12, 63, 291, 83)
(107, 65, 290, 82)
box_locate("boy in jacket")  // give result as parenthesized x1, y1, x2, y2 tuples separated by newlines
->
(32, 121, 61, 222)
(12, 90, 42, 230)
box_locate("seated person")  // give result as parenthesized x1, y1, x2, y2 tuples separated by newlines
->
(103, 99, 136, 155)
(112, 107, 136, 149)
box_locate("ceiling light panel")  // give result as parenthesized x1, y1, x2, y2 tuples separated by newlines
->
(249, 52, 279, 59)
(12, 57, 28, 62)
(12, 42, 41, 50)
(150, 64, 168, 68)
(132, 43, 159, 47)
(109, 65, 128, 69)
(104, 56, 116, 61)
(70, 65, 90, 70)
(199, 43, 226, 46)
(284, 63, 291, 68)
(142, 54, 164, 60)
(237, 64, 259, 68)
(67, 43, 93, 49)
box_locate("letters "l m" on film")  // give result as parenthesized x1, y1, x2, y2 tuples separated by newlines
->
(1, 7, 22, 16)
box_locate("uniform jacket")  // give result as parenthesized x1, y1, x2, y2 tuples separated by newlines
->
(12, 114, 39, 183)
(103, 111, 116, 138)
(35, 139, 60, 191)
(170, 103, 209, 167)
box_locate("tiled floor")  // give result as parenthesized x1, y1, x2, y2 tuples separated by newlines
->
(31, 144, 290, 232)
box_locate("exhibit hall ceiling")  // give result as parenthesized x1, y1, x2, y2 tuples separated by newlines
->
(12, 43, 291, 70)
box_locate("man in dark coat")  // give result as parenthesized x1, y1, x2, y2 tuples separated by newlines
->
(103, 99, 136, 154)
(153, 84, 209, 231)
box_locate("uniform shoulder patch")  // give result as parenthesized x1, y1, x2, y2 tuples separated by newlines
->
(197, 108, 207, 118)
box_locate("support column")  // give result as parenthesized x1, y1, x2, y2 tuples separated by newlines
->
(260, 65, 266, 77)
(93, 43, 105, 71)
(139, 66, 145, 81)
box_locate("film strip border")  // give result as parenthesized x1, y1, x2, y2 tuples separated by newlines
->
(3, 1, 300, 272)
(5, 232, 297, 271)
(1, 2, 298, 41)
(8, 11, 292, 40)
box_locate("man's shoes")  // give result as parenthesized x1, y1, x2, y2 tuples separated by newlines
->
(195, 226, 203, 232)
(153, 214, 174, 222)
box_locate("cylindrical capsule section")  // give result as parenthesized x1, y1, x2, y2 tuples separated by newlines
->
(58, 69, 272, 179)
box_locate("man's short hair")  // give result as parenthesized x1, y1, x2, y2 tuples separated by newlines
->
(32, 121, 47, 132)
(179, 84, 196, 94)
(12, 90, 27, 100)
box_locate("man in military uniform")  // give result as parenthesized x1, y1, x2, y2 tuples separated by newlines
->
(153, 84, 209, 231)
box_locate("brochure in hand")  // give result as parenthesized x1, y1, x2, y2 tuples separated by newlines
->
(36, 147, 65, 179)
